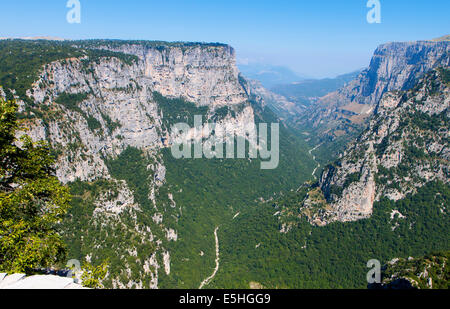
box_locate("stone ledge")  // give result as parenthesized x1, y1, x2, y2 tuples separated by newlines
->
(0, 273, 87, 289)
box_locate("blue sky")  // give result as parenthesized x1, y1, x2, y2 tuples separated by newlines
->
(1, 0, 448, 78)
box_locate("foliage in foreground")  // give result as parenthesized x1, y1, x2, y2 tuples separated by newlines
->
(0, 98, 71, 274)
(81, 261, 109, 289)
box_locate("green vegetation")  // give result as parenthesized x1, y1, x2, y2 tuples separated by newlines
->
(58, 98, 317, 289)
(153, 92, 209, 128)
(81, 48, 139, 67)
(209, 181, 449, 288)
(86, 116, 102, 132)
(1, 39, 447, 290)
(106, 147, 154, 211)
(62, 176, 160, 289)
(0, 40, 139, 103)
(81, 261, 109, 289)
(0, 98, 71, 274)
(101, 112, 122, 133)
(158, 102, 316, 288)
(74, 39, 228, 52)
(271, 70, 361, 105)
(343, 172, 361, 189)
(54, 92, 88, 114)
(382, 251, 449, 289)
(0, 40, 84, 101)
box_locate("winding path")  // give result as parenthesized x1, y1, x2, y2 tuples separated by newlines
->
(309, 143, 323, 180)
(197, 145, 322, 289)
(199, 227, 220, 289)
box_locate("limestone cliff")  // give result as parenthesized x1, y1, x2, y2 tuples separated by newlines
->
(303, 39, 450, 137)
(81, 41, 247, 107)
(306, 68, 449, 225)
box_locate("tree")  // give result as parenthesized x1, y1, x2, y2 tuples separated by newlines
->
(81, 261, 109, 289)
(0, 97, 71, 274)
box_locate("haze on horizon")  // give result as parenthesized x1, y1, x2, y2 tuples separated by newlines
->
(1, 0, 449, 78)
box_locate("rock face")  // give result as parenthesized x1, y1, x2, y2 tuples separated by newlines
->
(24, 42, 249, 184)
(0, 273, 85, 289)
(303, 40, 450, 136)
(3, 39, 257, 289)
(308, 68, 449, 224)
(92, 42, 247, 107)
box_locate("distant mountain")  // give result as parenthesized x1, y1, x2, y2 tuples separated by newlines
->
(432, 34, 450, 42)
(238, 63, 306, 88)
(271, 70, 362, 109)
(243, 77, 304, 122)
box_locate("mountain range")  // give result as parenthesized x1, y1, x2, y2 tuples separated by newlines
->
(238, 63, 307, 88)
(0, 36, 448, 289)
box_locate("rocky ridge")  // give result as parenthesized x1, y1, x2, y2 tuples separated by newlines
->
(302, 39, 449, 137)
(303, 68, 449, 225)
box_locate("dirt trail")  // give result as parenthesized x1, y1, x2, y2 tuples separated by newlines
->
(199, 227, 220, 289)
(309, 143, 323, 180)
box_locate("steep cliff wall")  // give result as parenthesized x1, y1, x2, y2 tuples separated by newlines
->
(22, 42, 251, 183)
(304, 40, 449, 136)
(88, 42, 247, 107)
(307, 68, 449, 225)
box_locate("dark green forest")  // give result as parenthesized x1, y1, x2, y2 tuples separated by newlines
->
(210, 181, 449, 288)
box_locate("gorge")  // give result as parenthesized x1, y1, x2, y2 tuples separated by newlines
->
(0, 36, 448, 289)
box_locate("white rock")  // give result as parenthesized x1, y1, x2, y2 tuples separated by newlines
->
(2, 275, 77, 289)
(0, 274, 26, 288)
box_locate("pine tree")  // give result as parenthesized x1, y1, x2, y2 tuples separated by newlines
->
(0, 97, 71, 274)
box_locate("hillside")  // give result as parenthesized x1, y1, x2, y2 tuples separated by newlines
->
(284, 39, 450, 175)
(0, 39, 316, 288)
(206, 69, 449, 288)
(271, 70, 362, 113)
(311, 68, 449, 225)
(300, 40, 449, 139)
(379, 251, 449, 289)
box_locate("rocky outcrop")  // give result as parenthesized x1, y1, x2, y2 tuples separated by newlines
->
(376, 251, 449, 289)
(309, 68, 449, 224)
(22, 42, 252, 184)
(304, 39, 450, 136)
(0, 273, 85, 289)
(90, 42, 247, 107)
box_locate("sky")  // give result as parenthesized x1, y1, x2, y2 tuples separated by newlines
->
(1, 0, 449, 78)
